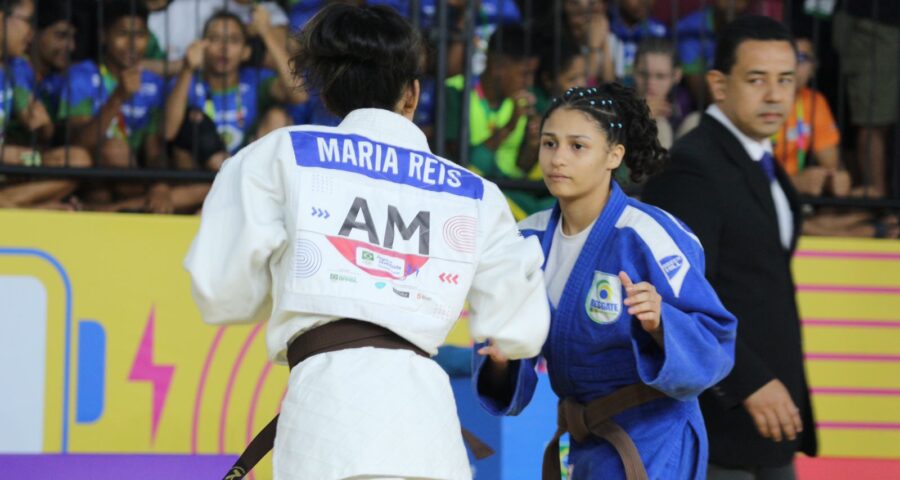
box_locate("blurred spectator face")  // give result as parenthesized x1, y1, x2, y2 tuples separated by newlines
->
(709, 40, 796, 140)
(620, 0, 652, 24)
(203, 17, 249, 77)
(634, 52, 680, 101)
(795, 38, 815, 89)
(488, 55, 536, 98)
(552, 55, 587, 95)
(565, 0, 606, 43)
(36, 20, 76, 72)
(143, 0, 171, 12)
(105, 16, 150, 70)
(714, 0, 750, 18)
(2, 0, 35, 58)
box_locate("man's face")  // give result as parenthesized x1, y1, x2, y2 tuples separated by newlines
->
(36, 20, 76, 71)
(490, 56, 536, 98)
(634, 53, 678, 100)
(3, 0, 35, 58)
(710, 40, 796, 141)
(620, 0, 652, 24)
(105, 16, 150, 70)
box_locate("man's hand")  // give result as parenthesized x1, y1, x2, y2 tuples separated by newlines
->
(742, 379, 803, 442)
(792, 166, 829, 196)
(25, 100, 52, 131)
(511, 90, 537, 120)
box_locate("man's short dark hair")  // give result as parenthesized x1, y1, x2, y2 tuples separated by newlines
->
(713, 15, 796, 74)
(487, 24, 534, 62)
(102, 0, 150, 32)
(37, 0, 73, 31)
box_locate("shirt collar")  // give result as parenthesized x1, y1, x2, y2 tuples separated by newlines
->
(706, 104, 773, 162)
(338, 108, 431, 153)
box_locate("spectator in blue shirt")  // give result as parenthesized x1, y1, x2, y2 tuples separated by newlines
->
(610, 0, 667, 83)
(676, 0, 750, 107)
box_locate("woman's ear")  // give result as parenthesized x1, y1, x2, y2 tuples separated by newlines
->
(240, 44, 252, 63)
(398, 79, 420, 120)
(608, 143, 626, 170)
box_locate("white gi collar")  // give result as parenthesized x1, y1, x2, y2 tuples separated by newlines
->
(339, 109, 431, 153)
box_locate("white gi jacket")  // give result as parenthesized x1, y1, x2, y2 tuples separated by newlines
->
(185, 109, 550, 480)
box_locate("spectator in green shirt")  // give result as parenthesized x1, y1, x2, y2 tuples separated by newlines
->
(444, 24, 553, 218)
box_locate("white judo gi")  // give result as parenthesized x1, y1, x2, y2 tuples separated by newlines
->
(185, 108, 550, 480)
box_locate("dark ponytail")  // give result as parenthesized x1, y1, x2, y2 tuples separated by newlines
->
(542, 83, 667, 183)
(292, 4, 423, 118)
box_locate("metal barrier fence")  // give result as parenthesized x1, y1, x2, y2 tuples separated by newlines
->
(0, 0, 897, 211)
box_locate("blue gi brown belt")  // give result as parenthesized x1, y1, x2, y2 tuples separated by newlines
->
(542, 384, 666, 480)
(223, 319, 493, 480)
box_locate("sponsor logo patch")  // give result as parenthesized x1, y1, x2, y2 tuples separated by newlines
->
(584, 271, 622, 324)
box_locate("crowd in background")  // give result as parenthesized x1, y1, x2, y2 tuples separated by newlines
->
(0, 0, 896, 237)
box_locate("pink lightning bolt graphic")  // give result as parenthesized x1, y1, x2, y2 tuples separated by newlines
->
(129, 306, 175, 443)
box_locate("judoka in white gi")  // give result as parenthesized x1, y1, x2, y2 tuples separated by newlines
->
(184, 5, 550, 480)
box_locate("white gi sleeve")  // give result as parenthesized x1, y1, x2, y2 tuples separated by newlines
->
(184, 137, 288, 325)
(467, 183, 550, 360)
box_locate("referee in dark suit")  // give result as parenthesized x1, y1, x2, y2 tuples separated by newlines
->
(642, 16, 816, 480)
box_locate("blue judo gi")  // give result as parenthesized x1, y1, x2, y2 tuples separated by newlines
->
(474, 182, 737, 479)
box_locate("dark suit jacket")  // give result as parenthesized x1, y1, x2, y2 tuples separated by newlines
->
(642, 114, 817, 467)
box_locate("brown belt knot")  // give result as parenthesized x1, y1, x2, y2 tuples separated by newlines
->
(542, 384, 666, 480)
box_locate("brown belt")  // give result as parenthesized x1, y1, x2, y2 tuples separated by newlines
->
(542, 384, 666, 480)
(223, 319, 493, 480)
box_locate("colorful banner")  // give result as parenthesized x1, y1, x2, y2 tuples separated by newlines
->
(0, 210, 897, 479)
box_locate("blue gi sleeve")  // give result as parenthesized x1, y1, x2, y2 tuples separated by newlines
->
(472, 342, 539, 416)
(626, 227, 737, 401)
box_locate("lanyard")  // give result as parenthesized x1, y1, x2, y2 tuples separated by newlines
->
(203, 80, 245, 131)
(474, 81, 501, 135)
(99, 64, 130, 140)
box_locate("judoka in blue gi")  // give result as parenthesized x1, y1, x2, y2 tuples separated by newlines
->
(475, 84, 738, 480)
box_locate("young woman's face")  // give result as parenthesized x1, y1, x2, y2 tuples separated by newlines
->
(633, 53, 677, 100)
(554, 55, 587, 96)
(539, 107, 623, 203)
(105, 16, 150, 70)
(203, 18, 247, 76)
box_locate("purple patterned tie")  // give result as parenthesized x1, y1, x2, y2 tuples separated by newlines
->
(759, 152, 777, 182)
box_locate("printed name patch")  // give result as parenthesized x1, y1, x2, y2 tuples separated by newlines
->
(291, 131, 484, 199)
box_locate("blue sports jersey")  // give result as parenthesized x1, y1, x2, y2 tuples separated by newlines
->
(59, 60, 165, 150)
(177, 67, 276, 154)
(474, 182, 737, 479)
(0, 57, 36, 135)
(37, 70, 65, 121)
(610, 11, 668, 82)
(675, 8, 716, 75)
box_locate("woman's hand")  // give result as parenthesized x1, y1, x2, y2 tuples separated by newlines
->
(620, 271, 664, 346)
(477, 342, 509, 367)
